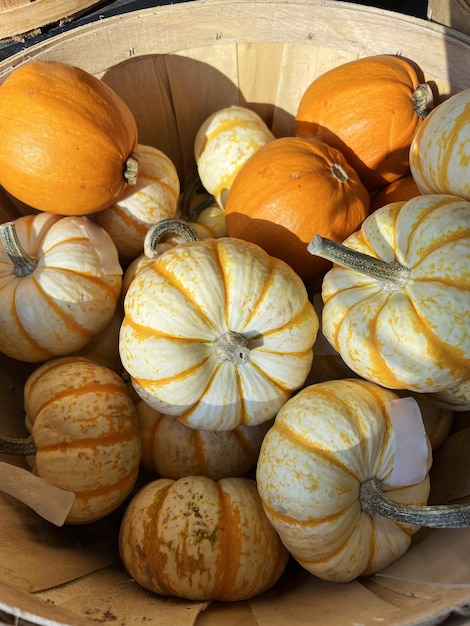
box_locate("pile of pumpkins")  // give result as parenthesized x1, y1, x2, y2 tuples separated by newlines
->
(0, 55, 469, 601)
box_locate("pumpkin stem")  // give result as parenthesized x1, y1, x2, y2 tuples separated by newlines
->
(180, 173, 216, 221)
(215, 330, 251, 365)
(0, 222, 38, 277)
(0, 434, 36, 456)
(124, 152, 139, 185)
(413, 83, 434, 118)
(360, 477, 470, 528)
(330, 163, 349, 183)
(307, 234, 410, 290)
(143, 218, 199, 259)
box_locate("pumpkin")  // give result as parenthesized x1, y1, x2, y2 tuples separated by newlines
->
(425, 378, 470, 412)
(119, 475, 289, 600)
(224, 136, 370, 280)
(409, 88, 470, 201)
(369, 175, 421, 212)
(257, 378, 470, 583)
(136, 399, 272, 480)
(119, 219, 318, 430)
(308, 194, 470, 393)
(0, 60, 138, 215)
(194, 105, 274, 208)
(0, 212, 123, 363)
(1, 356, 141, 524)
(93, 144, 180, 263)
(295, 54, 433, 190)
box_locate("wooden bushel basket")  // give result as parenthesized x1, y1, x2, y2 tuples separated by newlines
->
(0, 1, 470, 624)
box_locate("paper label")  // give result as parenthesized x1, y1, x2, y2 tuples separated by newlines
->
(387, 396, 429, 487)
(0, 462, 75, 526)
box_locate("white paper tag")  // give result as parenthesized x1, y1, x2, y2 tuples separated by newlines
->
(388, 396, 429, 487)
(0, 462, 75, 526)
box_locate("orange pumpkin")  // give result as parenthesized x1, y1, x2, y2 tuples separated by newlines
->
(369, 175, 421, 212)
(295, 54, 433, 191)
(0, 61, 138, 215)
(224, 136, 370, 280)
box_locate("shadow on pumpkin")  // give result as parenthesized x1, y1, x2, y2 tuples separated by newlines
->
(100, 53, 295, 189)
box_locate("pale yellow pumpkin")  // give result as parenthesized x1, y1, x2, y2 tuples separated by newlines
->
(119, 475, 289, 600)
(120, 226, 318, 430)
(194, 105, 274, 208)
(309, 194, 470, 393)
(256, 378, 432, 582)
(93, 144, 180, 263)
(409, 88, 470, 201)
(0, 212, 122, 362)
(136, 399, 272, 480)
(22, 356, 141, 524)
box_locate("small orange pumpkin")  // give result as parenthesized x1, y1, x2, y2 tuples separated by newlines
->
(295, 54, 433, 191)
(369, 175, 421, 212)
(224, 136, 370, 279)
(0, 61, 139, 215)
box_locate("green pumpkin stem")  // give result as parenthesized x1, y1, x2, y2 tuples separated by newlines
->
(308, 234, 410, 290)
(0, 222, 38, 277)
(360, 478, 470, 528)
(0, 434, 36, 457)
(143, 218, 199, 259)
(413, 83, 434, 119)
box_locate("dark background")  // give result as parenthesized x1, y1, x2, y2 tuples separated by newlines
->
(0, 0, 429, 61)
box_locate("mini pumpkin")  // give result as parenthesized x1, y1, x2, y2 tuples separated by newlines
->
(409, 87, 470, 201)
(308, 194, 470, 393)
(93, 144, 180, 263)
(194, 105, 274, 208)
(119, 220, 318, 430)
(0, 212, 123, 362)
(369, 175, 421, 212)
(224, 136, 370, 280)
(295, 54, 433, 190)
(0, 60, 139, 215)
(119, 475, 289, 601)
(1, 356, 141, 524)
(257, 378, 470, 583)
(136, 399, 272, 480)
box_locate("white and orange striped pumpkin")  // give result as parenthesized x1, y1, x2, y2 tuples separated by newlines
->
(120, 232, 318, 430)
(93, 144, 180, 263)
(194, 105, 274, 208)
(410, 88, 470, 201)
(24, 356, 141, 524)
(309, 193, 470, 393)
(136, 399, 271, 480)
(119, 475, 289, 600)
(0, 212, 122, 363)
(256, 378, 431, 582)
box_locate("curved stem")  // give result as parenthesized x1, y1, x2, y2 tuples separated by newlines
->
(0, 223, 38, 277)
(307, 234, 410, 291)
(215, 330, 250, 365)
(143, 218, 200, 259)
(124, 152, 139, 185)
(179, 173, 206, 220)
(413, 83, 434, 119)
(0, 434, 36, 456)
(360, 478, 470, 528)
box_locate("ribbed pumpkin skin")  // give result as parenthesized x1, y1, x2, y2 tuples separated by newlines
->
(256, 379, 431, 583)
(224, 136, 370, 280)
(0, 212, 123, 363)
(409, 88, 470, 201)
(137, 400, 272, 480)
(119, 476, 289, 601)
(24, 357, 142, 524)
(194, 105, 274, 208)
(93, 144, 180, 263)
(321, 194, 470, 393)
(0, 61, 138, 215)
(295, 55, 428, 191)
(119, 237, 318, 429)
